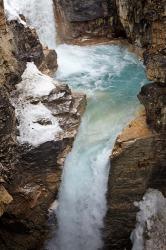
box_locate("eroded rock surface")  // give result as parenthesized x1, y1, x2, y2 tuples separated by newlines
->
(53, 0, 125, 42)
(139, 82, 166, 133)
(104, 113, 166, 249)
(39, 48, 58, 76)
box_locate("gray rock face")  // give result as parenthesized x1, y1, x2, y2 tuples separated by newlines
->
(10, 20, 44, 67)
(139, 83, 166, 133)
(53, 0, 124, 42)
(104, 114, 166, 250)
(144, 216, 166, 250)
(115, 0, 166, 47)
(58, 0, 109, 22)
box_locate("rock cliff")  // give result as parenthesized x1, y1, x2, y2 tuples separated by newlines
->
(0, 1, 86, 249)
(53, 0, 125, 42)
(104, 113, 166, 249)
(104, 1, 166, 249)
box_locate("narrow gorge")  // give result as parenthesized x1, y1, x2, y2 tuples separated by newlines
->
(0, 1, 165, 250)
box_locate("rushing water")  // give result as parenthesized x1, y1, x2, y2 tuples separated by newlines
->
(4, 0, 56, 48)
(45, 44, 147, 250)
(4, 1, 148, 249)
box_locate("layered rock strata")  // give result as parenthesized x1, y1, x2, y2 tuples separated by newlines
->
(104, 112, 166, 249)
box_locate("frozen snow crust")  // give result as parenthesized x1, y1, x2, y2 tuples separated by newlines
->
(131, 189, 166, 250)
(12, 62, 62, 146)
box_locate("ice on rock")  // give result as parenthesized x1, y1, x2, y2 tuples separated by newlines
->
(16, 62, 56, 98)
(131, 188, 166, 250)
(15, 102, 61, 146)
(12, 62, 62, 147)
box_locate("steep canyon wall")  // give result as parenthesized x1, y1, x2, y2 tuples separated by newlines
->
(104, 1, 166, 249)
(53, 0, 125, 42)
(0, 1, 86, 249)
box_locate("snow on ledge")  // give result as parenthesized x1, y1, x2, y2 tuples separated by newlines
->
(17, 62, 56, 98)
(12, 62, 62, 147)
(131, 188, 166, 250)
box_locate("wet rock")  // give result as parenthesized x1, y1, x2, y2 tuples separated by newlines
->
(104, 1, 166, 249)
(7, 15, 58, 77)
(39, 47, 58, 76)
(10, 20, 44, 67)
(56, 0, 109, 22)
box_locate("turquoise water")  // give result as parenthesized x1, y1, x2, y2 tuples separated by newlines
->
(46, 44, 148, 250)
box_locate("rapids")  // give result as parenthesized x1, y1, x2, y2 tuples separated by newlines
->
(46, 44, 148, 250)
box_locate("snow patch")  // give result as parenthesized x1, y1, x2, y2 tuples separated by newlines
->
(131, 189, 166, 250)
(12, 62, 62, 146)
(17, 62, 56, 98)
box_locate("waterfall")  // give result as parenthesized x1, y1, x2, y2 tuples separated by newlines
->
(4, 1, 148, 250)
(4, 0, 57, 49)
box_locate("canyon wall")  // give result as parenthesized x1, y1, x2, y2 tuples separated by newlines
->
(104, 0, 166, 249)
(0, 2, 86, 249)
(53, 0, 125, 42)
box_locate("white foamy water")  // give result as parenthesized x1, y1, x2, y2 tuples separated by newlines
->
(4, 1, 149, 249)
(4, 0, 56, 49)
